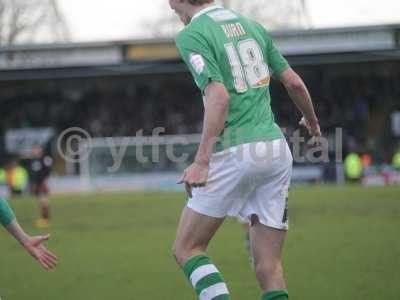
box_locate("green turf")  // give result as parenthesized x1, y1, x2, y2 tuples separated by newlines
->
(0, 186, 399, 300)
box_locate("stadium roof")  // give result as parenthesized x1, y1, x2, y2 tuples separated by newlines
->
(1, 23, 399, 52)
(0, 24, 399, 80)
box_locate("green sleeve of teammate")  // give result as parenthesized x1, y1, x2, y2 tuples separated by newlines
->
(0, 198, 16, 227)
(175, 30, 224, 93)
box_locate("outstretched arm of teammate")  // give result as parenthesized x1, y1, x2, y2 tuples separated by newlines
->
(179, 81, 230, 197)
(279, 68, 321, 139)
(0, 198, 58, 270)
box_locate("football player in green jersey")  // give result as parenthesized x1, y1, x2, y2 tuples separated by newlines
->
(0, 197, 58, 270)
(170, 1, 321, 300)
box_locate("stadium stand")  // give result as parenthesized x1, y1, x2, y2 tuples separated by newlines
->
(0, 24, 399, 189)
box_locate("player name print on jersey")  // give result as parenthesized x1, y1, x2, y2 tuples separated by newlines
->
(221, 23, 247, 38)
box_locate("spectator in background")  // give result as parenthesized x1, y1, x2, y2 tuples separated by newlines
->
(393, 146, 400, 171)
(361, 152, 372, 169)
(4, 159, 29, 195)
(344, 152, 363, 183)
(28, 145, 53, 228)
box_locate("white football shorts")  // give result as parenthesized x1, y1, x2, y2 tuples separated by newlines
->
(187, 139, 293, 230)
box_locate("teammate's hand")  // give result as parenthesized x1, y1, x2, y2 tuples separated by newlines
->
(21, 234, 58, 270)
(178, 161, 209, 198)
(299, 117, 322, 144)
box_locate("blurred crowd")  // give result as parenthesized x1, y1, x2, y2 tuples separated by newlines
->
(272, 67, 400, 162)
(0, 74, 202, 138)
(0, 64, 399, 165)
(275, 71, 399, 137)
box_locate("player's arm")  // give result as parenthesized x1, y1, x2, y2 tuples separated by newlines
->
(179, 82, 229, 197)
(0, 198, 58, 270)
(175, 30, 227, 195)
(279, 68, 321, 138)
(261, 24, 321, 139)
(195, 82, 230, 165)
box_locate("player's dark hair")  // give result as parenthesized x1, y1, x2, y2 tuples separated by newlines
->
(187, 0, 214, 5)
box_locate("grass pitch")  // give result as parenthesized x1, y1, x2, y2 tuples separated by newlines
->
(0, 185, 399, 300)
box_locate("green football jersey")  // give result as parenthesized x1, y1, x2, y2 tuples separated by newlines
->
(175, 5, 290, 152)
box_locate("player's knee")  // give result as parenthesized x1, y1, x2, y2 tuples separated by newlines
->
(172, 240, 205, 267)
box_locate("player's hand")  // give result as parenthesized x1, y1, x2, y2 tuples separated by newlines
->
(178, 161, 209, 198)
(299, 117, 322, 145)
(21, 234, 58, 270)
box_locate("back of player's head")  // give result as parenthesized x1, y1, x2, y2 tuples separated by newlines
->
(186, 0, 214, 5)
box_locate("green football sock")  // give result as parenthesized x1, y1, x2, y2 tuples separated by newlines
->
(183, 255, 230, 300)
(262, 290, 289, 300)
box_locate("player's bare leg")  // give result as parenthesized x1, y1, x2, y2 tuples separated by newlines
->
(250, 215, 288, 300)
(173, 207, 223, 266)
(36, 192, 50, 228)
(39, 195, 50, 218)
(173, 207, 230, 299)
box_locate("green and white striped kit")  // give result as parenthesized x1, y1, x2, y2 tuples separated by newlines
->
(183, 255, 230, 300)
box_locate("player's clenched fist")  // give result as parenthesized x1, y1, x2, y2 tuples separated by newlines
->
(178, 161, 209, 198)
(299, 117, 322, 144)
